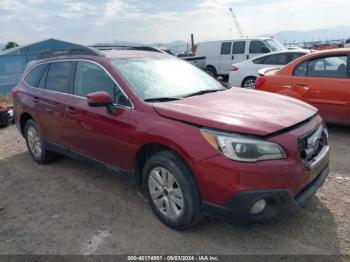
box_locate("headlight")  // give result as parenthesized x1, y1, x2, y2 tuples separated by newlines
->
(201, 129, 286, 162)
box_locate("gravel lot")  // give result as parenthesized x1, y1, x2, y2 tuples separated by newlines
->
(0, 124, 349, 256)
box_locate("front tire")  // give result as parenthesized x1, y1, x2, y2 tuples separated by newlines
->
(143, 150, 203, 230)
(24, 119, 56, 164)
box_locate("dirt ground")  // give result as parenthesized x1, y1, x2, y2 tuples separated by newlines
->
(0, 124, 349, 256)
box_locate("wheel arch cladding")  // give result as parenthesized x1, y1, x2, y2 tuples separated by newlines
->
(134, 143, 197, 187)
(20, 112, 33, 136)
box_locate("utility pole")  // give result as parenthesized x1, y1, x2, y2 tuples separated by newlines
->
(191, 34, 195, 54)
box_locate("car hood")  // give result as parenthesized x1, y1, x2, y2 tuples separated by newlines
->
(153, 88, 317, 136)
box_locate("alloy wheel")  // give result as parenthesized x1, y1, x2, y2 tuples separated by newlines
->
(148, 167, 184, 219)
(244, 79, 256, 89)
(27, 126, 42, 158)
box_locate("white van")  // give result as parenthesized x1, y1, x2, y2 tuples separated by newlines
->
(196, 38, 286, 76)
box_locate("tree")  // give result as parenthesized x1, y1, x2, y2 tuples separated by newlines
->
(4, 41, 19, 50)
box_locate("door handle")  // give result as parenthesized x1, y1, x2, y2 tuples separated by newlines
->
(296, 83, 308, 87)
(32, 97, 39, 103)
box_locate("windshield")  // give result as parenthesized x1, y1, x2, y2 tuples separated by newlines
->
(264, 39, 286, 52)
(112, 57, 224, 101)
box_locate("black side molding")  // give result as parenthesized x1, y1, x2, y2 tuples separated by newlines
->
(44, 140, 137, 183)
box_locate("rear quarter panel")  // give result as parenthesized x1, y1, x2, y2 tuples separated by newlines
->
(13, 82, 37, 133)
(257, 67, 305, 100)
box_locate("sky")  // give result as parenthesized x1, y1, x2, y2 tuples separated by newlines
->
(0, 0, 349, 45)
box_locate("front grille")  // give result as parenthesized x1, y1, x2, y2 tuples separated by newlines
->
(298, 125, 328, 163)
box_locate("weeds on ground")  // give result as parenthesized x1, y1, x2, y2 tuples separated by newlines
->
(0, 95, 12, 106)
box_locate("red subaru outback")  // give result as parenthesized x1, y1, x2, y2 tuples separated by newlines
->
(12, 47, 330, 229)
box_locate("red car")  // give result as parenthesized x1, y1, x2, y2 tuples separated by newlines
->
(0, 105, 13, 128)
(255, 49, 350, 125)
(13, 47, 330, 229)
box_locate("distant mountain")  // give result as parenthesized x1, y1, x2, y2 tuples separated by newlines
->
(262, 26, 350, 44)
(151, 41, 190, 53)
(92, 40, 190, 54)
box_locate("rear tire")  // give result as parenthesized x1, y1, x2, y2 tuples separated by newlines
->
(0, 122, 9, 128)
(206, 66, 217, 78)
(24, 119, 56, 164)
(242, 76, 257, 89)
(143, 150, 203, 230)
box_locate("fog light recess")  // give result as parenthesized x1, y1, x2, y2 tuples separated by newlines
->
(250, 199, 266, 214)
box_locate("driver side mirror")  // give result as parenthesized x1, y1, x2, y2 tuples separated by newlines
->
(86, 91, 117, 115)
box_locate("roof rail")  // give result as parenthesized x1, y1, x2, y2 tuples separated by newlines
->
(36, 46, 104, 60)
(91, 45, 167, 54)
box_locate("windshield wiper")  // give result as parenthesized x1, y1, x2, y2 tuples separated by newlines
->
(144, 97, 182, 102)
(183, 89, 224, 98)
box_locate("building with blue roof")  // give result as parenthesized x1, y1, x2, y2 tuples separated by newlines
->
(0, 38, 81, 96)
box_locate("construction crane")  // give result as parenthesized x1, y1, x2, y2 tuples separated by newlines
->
(229, 8, 244, 38)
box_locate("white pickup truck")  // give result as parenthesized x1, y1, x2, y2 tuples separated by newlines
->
(345, 38, 350, 48)
(181, 55, 206, 71)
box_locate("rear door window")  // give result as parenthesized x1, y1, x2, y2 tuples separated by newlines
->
(232, 41, 245, 54)
(46, 62, 75, 93)
(221, 42, 232, 55)
(307, 56, 347, 78)
(261, 54, 277, 64)
(263, 54, 288, 65)
(253, 56, 266, 64)
(24, 64, 47, 87)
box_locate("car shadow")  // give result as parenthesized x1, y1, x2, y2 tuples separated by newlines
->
(327, 123, 350, 134)
(327, 124, 350, 176)
(0, 152, 343, 256)
(190, 197, 341, 256)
